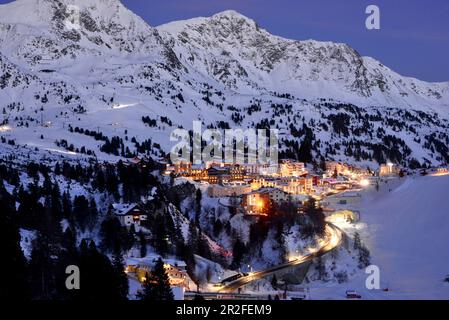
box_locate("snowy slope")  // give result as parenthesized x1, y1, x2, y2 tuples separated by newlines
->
(363, 175, 449, 299)
(158, 10, 449, 110)
(0, 0, 448, 168)
(311, 175, 449, 300)
(0, 0, 176, 65)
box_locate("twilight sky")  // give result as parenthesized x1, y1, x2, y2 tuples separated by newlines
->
(1, 0, 448, 82)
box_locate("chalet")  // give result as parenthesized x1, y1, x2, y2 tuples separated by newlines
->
(242, 187, 290, 215)
(165, 162, 192, 175)
(379, 163, 401, 176)
(207, 181, 251, 198)
(258, 163, 280, 176)
(206, 166, 228, 184)
(268, 188, 291, 203)
(279, 159, 306, 177)
(435, 167, 449, 175)
(128, 156, 153, 168)
(242, 189, 271, 215)
(282, 177, 314, 194)
(126, 257, 189, 289)
(251, 177, 314, 195)
(206, 164, 245, 183)
(321, 177, 352, 190)
(325, 161, 351, 175)
(321, 192, 361, 207)
(240, 163, 279, 177)
(112, 203, 147, 232)
(251, 177, 278, 190)
(229, 164, 245, 181)
(437, 167, 448, 174)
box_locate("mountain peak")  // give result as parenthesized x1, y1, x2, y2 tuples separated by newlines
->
(210, 9, 259, 29)
(158, 9, 260, 36)
(212, 10, 252, 20)
(0, 0, 139, 28)
(0, 0, 172, 67)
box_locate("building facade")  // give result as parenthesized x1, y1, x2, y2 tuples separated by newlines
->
(112, 203, 147, 232)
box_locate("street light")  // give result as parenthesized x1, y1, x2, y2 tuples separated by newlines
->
(360, 179, 370, 187)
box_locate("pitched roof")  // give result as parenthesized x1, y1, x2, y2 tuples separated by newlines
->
(112, 203, 145, 216)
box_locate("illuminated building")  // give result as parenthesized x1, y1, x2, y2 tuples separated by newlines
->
(379, 163, 400, 176)
(207, 181, 252, 198)
(279, 159, 306, 177)
(251, 177, 314, 195)
(242, 188, 290, 215)
(112, 203, 147, 232)
(128, 262, 189, 288)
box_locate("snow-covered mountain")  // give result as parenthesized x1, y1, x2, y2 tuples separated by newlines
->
(158, 10, 449, 110)
(0, 0, 448, 168)
(0, 0, 179, 65)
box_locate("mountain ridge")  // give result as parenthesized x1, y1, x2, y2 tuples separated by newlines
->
(0, 0, 448, 168)
(158, 9, 449, 109)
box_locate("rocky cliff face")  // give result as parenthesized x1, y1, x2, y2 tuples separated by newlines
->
(158, 10, 449, 109)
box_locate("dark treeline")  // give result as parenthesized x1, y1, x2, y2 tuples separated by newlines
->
(0, 157, 223, 300)
(0, 173, 128, 300)
(0, 158, 184, 301)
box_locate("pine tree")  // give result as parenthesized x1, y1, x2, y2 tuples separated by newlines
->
(154, 214, 169, 256)
(353, 232, 361, 250)
(231, 238, 247, 270)
(213, 219, 223, 238)
(296, 135, 313, 163)
(139, 258, 174, 301)
(73, 195, 89, 231)
(54, 162, 61, 175)
(62, 191, 72, 222)
(195, 189, 202, 224)
(139, 231, 147, 258)
(111, 250, 129, 300)
(77, 240, 128, 301)
(271, 274, 278, 289)
(100, 217, 134, 253)
(319, 156, 326, 172)
(0, 186, 30, 300)
(187, 222, 199, 253)
(197, 228, 212, 259)
(358, 245, 371, 269)
(55, 228, 80, 300)
(28, 234, 57, 299)
(316, 256, 327, 280)
(304, 197, 326, 236)
(275, 223, 287, 263)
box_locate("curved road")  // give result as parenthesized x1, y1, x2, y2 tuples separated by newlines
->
(218, 223, 343, 293)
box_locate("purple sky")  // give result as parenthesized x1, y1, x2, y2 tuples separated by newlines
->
(1, 0, 448, 82)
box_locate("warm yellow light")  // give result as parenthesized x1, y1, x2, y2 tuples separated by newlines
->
(360, 179, 370, 187)
(0, 125, 11, 133)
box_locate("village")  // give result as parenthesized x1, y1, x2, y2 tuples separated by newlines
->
(161, 160, 405, 215)
(105, 157, 419, 299)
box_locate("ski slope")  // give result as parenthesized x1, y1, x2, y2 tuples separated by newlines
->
(310, 174, 449, 300)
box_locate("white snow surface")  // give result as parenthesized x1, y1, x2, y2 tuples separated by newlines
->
(311, 175, 449, 300)
(0, 0, 448, 168)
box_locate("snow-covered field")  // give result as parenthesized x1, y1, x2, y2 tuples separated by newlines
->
(310, 175, 449, 300)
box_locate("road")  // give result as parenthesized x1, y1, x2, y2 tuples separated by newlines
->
(218, 223, 343, 293)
